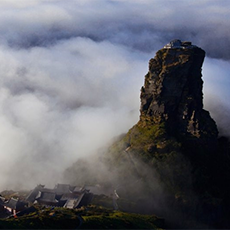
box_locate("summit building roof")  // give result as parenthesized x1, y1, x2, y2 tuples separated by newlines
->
(164, 39, 195, 49)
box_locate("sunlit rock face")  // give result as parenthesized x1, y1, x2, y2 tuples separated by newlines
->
(140, 41, 218, 141)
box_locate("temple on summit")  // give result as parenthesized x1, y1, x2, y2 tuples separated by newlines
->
(164, 39, 196, 49)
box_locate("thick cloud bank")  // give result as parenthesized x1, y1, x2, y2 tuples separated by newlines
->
(0, 0, 229, 190)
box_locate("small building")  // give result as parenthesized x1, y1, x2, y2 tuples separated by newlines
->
(181, 41, 192, 47)
(26, 184, 45, 203)
(3, 198, 27, 215)
(61, 193, 84, 209)
(35, 191, 59, 207)
(25, 184, 90, 209)
(164, 39, 182, 48)
(164, 39, 195, 49)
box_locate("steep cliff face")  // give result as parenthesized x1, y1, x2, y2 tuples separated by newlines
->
(140, 45, 218, 141)
(114, 42, 218, 164)
(110, 40, 220, 203)
(65, 40, 230, 228)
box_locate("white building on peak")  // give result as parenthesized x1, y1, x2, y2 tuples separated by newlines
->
(164, 39, 195, 49)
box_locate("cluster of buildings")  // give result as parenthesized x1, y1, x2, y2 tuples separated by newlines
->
(26, 184, 92, 209)
(0, 195, 27, 217)
(0, 184, 100, 217)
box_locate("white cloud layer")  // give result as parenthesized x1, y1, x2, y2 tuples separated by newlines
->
(0, 37, 147, 190)
(0, 0, 229, 190)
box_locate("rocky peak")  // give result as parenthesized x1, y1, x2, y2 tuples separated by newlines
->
(107, 40, 221, 195)
(140, 40, 218, 141)
(104, 41, 230, 229)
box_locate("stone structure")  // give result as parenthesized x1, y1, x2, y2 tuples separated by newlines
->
(164, 39, 195, 49)
(26, 184, 91, 209)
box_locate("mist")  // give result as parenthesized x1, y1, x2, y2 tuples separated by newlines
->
(0, 0, 229, 191)
(0, 38, 146, 190)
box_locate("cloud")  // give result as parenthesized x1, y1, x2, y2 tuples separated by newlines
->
(0, 36, 147, 190)
(0, 0, 229, 190)
(203, 58, 230, 136)
(0, 0, 229, 58)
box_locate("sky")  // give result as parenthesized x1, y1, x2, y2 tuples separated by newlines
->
(0, 0, 229, 191)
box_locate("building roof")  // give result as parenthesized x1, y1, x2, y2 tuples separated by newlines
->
(63, 199, 76, 209)
(4, 198, 18, 209)
(60, 193, 79, 201)
(25, 183, 92, 208)
(54, 184, 71, 195)
(164, 39, 195, 49)
(0, 196, 5, 204)
(70, 193, 85, 209)
(37, 192, 58, 203)
(26, 184, 45, 202)
(73, 186, 85, 192)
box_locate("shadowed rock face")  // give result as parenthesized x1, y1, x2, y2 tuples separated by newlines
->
(108, 42, 219, 163)
(88, 41, 230, 229)
(140, 45, 218, 141)
(106, 42, 220, 176)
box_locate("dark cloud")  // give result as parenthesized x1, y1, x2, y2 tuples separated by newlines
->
(0, 0, 229, 59)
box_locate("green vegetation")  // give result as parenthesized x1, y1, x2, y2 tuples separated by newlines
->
(108, 119, 181, 164)
(90, 194, 114, 209)
(0, 205, 164, 229)
(81, 205, 164, 229)
(0, 207, 81, 229)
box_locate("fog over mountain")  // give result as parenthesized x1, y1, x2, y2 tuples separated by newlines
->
(0, 0, 229, 190)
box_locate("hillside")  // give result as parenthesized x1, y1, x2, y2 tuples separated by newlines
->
(1, 40, 230, 229)
(55, 39, 230, 228)
(0, 205, 164, 229)
(105, 40, 230, 228)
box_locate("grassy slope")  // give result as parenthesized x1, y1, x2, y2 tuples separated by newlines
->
(0, 205, 164, 229)
(81, 205, 164, 229)
(0, 207, 81, 229)
(82, 208, 164, 229)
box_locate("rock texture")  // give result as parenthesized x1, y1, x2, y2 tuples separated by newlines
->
(68, 40, 230, 228)
(66, 40, 230, 228)
(64, 40, 230, 228)
(106, 41, 221, 187)
(111, 41, 219, 166)
(140, 44, 218, 141)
